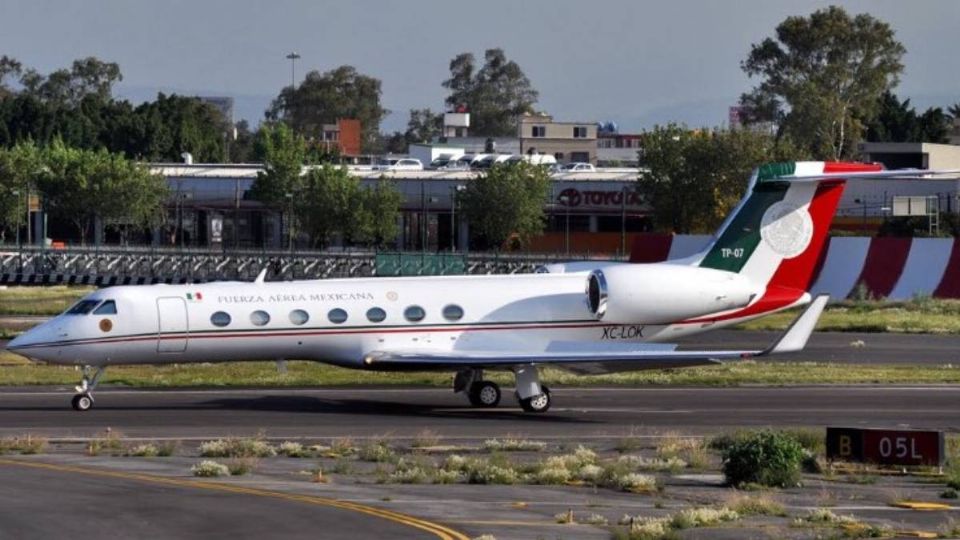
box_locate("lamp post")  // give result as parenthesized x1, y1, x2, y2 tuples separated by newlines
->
(285, 191, 294, 253)
(285, 52, 300, 89)
(558, 194, 571, 255)
(450, 184, 466, 251)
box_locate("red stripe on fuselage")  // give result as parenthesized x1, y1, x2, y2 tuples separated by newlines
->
(823, 162, 884, 174)
(854, 237, 911, 298)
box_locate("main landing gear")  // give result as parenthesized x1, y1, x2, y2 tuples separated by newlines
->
(72, 365, 105, 412)
(454, 366, 551, 413)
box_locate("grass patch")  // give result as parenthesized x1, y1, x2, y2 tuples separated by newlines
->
(481, 438, 547, 452)
(618, 506, 739, 539)
(2, 360, 959, 388)
(199, 437, 275, 458)
(191, 460, 230, 477)
(87, 430, 124, 456)
(0, 434, 47, 455)
(726, 493, 786, 516)
(0, 286, 92, 316)
(738, 298, 960, 334)
(722, 430, 805, 488)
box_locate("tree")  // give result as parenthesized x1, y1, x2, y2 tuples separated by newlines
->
(0, 55, 22, 99)
(228, 120, 257, 163)
(866, 91, 950, 143)
(637, 124, 802, 234)
(267, 65, 387, 152)
(249, 122, 306, 208)
(129, 93, 230, 162)
(0, 141, 43, 242)
(25, 57, 122, 106)
(740, 6, 905, 159)
(357, 178, 403, 247)
(296, 164, 363, 248)
(39, 141, 167, 244)
(460, 162, 550, 249)
(443, 49, 538, 137)
(405, 108, 442, 145)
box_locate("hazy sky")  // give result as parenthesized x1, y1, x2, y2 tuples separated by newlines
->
(1, 0, 958, 132)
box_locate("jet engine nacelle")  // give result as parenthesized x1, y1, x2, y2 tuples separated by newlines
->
(586, 264, 758, 324)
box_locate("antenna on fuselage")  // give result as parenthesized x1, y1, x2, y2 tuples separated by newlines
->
(254, 268, 268, 285)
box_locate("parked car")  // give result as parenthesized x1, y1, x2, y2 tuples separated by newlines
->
(376, 158, 424, 171)
(429, 157, 469, 170)
(556, 162, 596, 173)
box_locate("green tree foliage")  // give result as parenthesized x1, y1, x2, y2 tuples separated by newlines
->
(267, 65, 387, 152)
(405, 108, 443, 145)
(0, 141, 43, 241)
(228, 120, 257, 163)
(249, 123, 306, 209)
(358, 178, 403, 248)
(38, 141, 168, 244)
(297, 164, 363, 248)
(443, 49, 538, 137)
(740, 6, 905, 159)
(460, 162, 550, 249)
(0, 56, 230, 162)
(638, 124, 802, 234)
(866, 91, 950, 143)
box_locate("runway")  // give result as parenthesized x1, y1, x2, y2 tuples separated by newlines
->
(1, 385, 957, 439)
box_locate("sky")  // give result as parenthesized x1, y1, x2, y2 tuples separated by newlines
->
(1, 0, 958, 133)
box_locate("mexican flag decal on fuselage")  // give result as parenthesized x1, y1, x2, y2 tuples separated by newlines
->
(186, 292, 203, 302)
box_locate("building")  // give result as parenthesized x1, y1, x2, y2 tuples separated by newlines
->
(316, 119, 362, 157)
(597, 132, 643, 167)
(442, 111, 470, 138)
(517, 114, 597, 164)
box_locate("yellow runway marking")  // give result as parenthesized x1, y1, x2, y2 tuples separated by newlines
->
(0, 458, 469, 540)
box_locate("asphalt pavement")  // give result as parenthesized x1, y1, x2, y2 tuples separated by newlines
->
(0, 385, 956, 439)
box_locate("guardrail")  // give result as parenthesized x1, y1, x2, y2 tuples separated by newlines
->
(0, 246, 609, 285)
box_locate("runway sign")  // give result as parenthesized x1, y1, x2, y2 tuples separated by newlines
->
(826, 427, 945, 467)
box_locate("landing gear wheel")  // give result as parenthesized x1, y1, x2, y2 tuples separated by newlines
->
(468, 381, 501, 408)
(71, 393, 93, 412)
(519, 391, 551, 413)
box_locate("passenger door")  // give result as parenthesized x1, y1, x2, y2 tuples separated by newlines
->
(156, 297, 188, 353)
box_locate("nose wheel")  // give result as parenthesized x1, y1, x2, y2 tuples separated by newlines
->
(72, 366, 105, 412)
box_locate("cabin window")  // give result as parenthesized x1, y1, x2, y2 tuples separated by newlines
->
(404, 305, 426, 322)
(442, 304, 464, 321)
(93, 300, 117, 315)
(366, 307, 386, 323)
(289, 309, 309, 325)
(211, 311, 231, 327)
(328, 308, 348, 324)
(66, 300, 101, 315)
(250, 310, 270, 326)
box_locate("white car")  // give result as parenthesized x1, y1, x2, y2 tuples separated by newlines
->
(377, 158, 424, 171)
(556, 162, 596, 173)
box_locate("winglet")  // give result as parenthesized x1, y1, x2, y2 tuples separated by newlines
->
(254, 268, 268, 285)
(761, 294, 829, 355)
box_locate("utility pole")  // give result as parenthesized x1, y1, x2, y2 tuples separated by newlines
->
(285, 52, 300, 89)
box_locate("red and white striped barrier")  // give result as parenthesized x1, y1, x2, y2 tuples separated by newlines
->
(629, 234, 960, 300)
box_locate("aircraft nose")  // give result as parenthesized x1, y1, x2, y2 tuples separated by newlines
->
(6, 332, 28, 353)
(6, 323, 54, 357)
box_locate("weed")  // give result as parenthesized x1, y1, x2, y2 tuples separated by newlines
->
(670, 507, 739, 529)
(277, 441, 309, 458)
(199, 437, 275, 458)
(358, 441, 396, 463)
(581, 512, 609, 525)
(411, 429, 441, 448)
(481, 438, 546, 452)
(656, 434, 702, 460)
(726, 493, 786, 516)
(722, 430, 805, 488)
(126, 443, 159, 457)
(87, 431, 124, 456)
(940, 488, 958, 499)
(554, 509, 575, 524)
(156, 441, 177, 457)
(331, 458, 353, 475)
(435, 469, 462, 484)
(615, 473, 658, 493)
(226, 458, 257, 476)
(329, 437, 356, 456)
(466, 461, 519, 485)
(191, 460, 230, 477)
(0, 435, 47, 455)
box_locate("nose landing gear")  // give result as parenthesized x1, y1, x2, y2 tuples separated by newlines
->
(72, 366, 105, 411)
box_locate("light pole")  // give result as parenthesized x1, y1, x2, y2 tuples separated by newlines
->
(285, 52, 300, 89)
(285, 192, 294, 253)
(558, 194, 571, 255)
(450, 184, 466, 252)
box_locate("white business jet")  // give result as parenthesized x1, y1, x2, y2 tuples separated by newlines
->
(6, 161, 941, 412)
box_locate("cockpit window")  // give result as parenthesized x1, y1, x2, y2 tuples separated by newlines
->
(93, 300, 117, 315)
(66, 300, 101, 315)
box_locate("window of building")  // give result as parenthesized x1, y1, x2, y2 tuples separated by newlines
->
(289, 309, 309, 325)
(442, 304, 464, 321)
(366, 307, 387, 323)
(403, 305, 426, 322)
(531, 125, 546, 138)
(573, 126, 588, 138)
(328, 308, 348, 324)
(93, 300, 117, 315)
(211, 311, 231, 327)
(554, 152, 564, 160)
(250, 310, 270, 326)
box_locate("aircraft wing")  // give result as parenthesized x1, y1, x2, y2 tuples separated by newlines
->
(362, 295, 828, 374)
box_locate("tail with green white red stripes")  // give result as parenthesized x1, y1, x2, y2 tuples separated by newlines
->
(686, 161, 923, 320)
